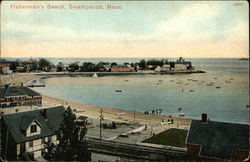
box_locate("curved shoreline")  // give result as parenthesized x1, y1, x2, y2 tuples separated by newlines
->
(42, 95, 192, 128)
(1, 73, 192, 129)
(34, 70, 205, 76)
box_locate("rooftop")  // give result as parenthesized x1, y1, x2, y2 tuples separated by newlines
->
(0, 85, 41, 98)
(186, 120, 249, 160)
(1, 106, 65, 143)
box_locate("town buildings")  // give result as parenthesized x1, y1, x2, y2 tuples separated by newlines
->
(111, 65, 133, 72)
(0, 61, 13, 74)
(0, 85, 42, 109)
(1, 106, 64, 160)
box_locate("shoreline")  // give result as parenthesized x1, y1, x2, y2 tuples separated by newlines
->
(1, 72, 192, 131)
(0, 69, 205, 86)
(42, 95, 192, 129)
(34, 70, 205, 76)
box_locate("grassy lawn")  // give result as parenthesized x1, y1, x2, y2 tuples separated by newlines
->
(142, 128, 188, 148)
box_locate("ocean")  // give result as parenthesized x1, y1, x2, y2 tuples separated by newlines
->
(32, 58, 249, 124)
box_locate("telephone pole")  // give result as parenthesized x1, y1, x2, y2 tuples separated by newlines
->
(133, 110, 136, 123)
(100, 108, 103, 140)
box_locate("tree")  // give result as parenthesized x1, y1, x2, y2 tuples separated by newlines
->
(39, 58, 51, 70)
(43, 107, 91, 161)
(81, 62, 95, 72)
(68, 63, 79, 72)
(111, 62, 118, 67)
(139, 59, 147, 69)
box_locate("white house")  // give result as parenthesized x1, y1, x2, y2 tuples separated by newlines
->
(1, 106, 64, 160)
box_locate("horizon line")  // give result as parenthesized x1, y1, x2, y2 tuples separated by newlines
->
(1, 56, 249, 59)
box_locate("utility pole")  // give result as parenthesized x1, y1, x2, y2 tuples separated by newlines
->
(100, 108, 103, 140)
(133, 110, 136, 123)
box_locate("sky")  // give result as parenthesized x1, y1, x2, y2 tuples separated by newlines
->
(0, 1, 249, 58)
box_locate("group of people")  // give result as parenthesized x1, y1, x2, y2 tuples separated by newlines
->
(144, 108, 163, 115)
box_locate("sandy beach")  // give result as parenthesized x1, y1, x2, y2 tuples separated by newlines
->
(0, 73, 42, 86)
(42, 95, 191, 131)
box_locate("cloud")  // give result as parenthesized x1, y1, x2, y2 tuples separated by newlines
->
(1, 1, 248, 58)
(154, 2, 220, 42)
(226, 21, 249, 43)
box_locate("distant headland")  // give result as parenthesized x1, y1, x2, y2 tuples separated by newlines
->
(0, 57, 205, 75)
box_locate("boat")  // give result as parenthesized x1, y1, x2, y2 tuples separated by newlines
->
(216, 86, 221, 89)
(115, 90, 122, 92)
(160, 121, 172, 125)
(28, 84, 45, 87)
(178, 108, 182, 111)
(178, 113, 185, 117)
(115, 112, 125, 116)
(92, 73, 98, 77)
(164, 113, 174, 117)
(189, 90, 195, 92)
(158, 80, 163, 82)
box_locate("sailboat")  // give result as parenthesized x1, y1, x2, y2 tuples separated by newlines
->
(92, 73, 98, 78)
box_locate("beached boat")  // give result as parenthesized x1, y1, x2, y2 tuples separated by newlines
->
(178, 113, 185, 117)
(164, 113, 175, 117)
(28, 84, 45, 87)
(92, 73, 98, 77)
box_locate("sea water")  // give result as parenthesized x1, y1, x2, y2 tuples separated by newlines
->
(33, 58, 249, 124)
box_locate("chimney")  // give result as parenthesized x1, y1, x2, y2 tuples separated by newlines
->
(43, 109, 48, 121)
(201, 113, 208, 123)
(5, 84, 9, 89)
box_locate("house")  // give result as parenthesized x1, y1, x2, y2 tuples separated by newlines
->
(0, 85, 42, 109)
(161, 64, 170, 72)
(154, 66, 161, 72)
(0, 61, 13, 74)
(174, 61, 192, 71)
(1, 106, 64, 160)
(186, 114, 249, 161)
(111, 65, 133, 72)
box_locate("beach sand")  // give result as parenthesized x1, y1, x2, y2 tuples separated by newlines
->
(43, 95, 191, 132)
(0, 73, 42, 86)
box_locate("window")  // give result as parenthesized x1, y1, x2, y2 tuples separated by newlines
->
(48, 136, 51, 142)
(30, 125, 37, 133)
(29, 141, 33, 147)
(42, 138, 46, 144)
